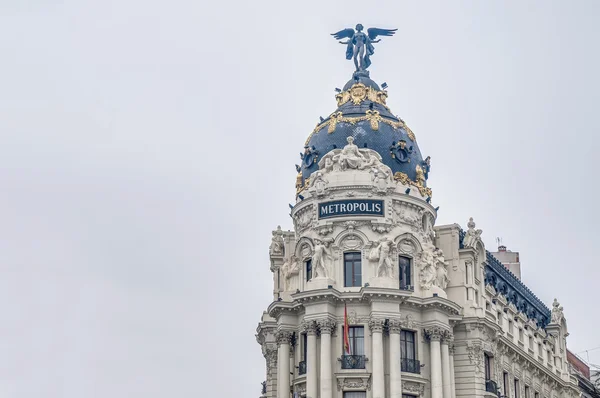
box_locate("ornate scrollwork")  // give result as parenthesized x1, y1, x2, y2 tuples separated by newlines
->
(388, 318, 403, 334)
(402, 381, 425, 395)
(335, 83, 389, 109)
(393, 172, 432, 198)
(301, 320, 318, 336)
(308, 110, 415, 139)
(424, 327, 446, 342)
(275, 330, 294, 346)
(466, 341, 484, 374)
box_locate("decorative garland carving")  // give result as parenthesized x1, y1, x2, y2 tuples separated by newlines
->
(466, 341, 484, 374)
(402, 381, 425, 395)
(335, 83, 389, 108)
(336, 376, 372, 391)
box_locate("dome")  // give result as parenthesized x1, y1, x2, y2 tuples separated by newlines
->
(296, 73, 431, 195)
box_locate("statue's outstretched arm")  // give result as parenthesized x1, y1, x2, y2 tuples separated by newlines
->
(339, 40, 350, 45)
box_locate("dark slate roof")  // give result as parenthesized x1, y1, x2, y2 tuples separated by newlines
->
(484, 250, 551, 328)
(299, 75, 427, 186)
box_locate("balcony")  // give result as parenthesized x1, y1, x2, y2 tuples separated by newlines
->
(298, 361, 306, 375)
(485, 379, 498, 394)
(401, 358, 421, 374)
(341, 355, 366, 369)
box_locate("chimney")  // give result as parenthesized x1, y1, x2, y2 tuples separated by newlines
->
(498, 245, 507, 252)
(491, 244, 522, 280)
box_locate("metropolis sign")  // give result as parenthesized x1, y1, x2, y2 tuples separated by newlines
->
(318, 199, 384, 219)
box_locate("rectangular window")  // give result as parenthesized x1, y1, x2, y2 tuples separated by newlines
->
(400, 330, 416, 360)
(497, 312, 503, 327)
(534, 392, 539, 398)
(484, 353, 492, 380)
(344, 252, 362, 287)
(346, 326, 365, 356)
(529, 336, 533, 350)
(525, 386, 530, 398)
(398, 256, 412, 289)
(514, 379, 520, 398)
(306, 259, 312, 282)
(508, 320, 514, 335)
(503, 372, 509, 397)
(343, 392, 366, 398)
(538, 343, 543, 357)
(519, 328, 524, 342)
(301, 333, 307, 360)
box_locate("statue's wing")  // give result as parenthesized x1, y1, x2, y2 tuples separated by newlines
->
(331, 28, 355, 40)
(367, 27, 398, 40)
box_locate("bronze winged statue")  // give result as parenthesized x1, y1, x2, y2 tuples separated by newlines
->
(331, 24, 397, 72)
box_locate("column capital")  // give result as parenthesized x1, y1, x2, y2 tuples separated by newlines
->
(301, 320, 319, 336)
(275, 330, 294, 346)
(317, 318, 336, 334)
(369, 317, 386, 333)
(388, 318, 403, 334)
(441, 331, 454, 344)
(424, 326, 447, 342)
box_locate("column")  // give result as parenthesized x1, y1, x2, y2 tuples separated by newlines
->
(388, 319, 403, 398)
(276, 330, 292, 398)
(370, 318, 385, 398)
(441, 333, 452, 398)
(425, 328, 443, 398)
(303, 321, 318, 398)
(318, 319, 336, 398)
(449, 343, 456, 398)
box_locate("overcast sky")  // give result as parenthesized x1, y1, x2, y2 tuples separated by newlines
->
(1, 1, 599, 397)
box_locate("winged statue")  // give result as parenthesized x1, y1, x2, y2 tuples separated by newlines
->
(331, 24, 397, 72)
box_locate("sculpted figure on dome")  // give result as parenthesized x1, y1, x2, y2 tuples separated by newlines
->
(331, 24, 397, 72)
(334, 136, 367, 170)
(551, 298, 564, 324)
(282, 255, 300, 291)
(463, 217, 483, 249)
(313, 239, 333, 279)
(269, 226, 284, 256)
(369, 237, 394, 278)
(433, 248, 450, 289)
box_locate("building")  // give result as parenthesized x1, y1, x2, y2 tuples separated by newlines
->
(567, 350, 600, 398)
(255, 26, 580, 398)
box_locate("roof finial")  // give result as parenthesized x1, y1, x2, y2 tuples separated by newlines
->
(331, 25, 397, 75)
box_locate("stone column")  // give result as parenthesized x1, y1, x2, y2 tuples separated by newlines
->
(441, 332, 452, 398)
(369, 318, 386, 398)
(449, 343, 456, 398)
(318, 319, 336, 398)
(388, 319, 403, 398)
(276, 330, 293, 398)
(302, 321, 318, 398)
(425, 328, 444, 398)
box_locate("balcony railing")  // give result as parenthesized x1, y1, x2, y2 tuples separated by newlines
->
(485, 379, 498, 394)
(401, 358, 421, 374)
(341, 355, 366, 369)
(298, 361, 306, 375)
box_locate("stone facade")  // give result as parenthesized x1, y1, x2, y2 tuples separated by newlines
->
(256, 66, 581, 398)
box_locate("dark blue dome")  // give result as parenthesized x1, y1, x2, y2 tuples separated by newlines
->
(298, 74, 430, 191)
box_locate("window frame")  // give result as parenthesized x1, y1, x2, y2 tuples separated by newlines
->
(398, 255, 412, 289)
(344, 251, 362, 287)
(400, 329, 417, 360)
(345, 326, 365, 356)
(305, 259, 312, 282)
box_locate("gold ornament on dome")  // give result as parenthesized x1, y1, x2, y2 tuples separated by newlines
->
(335, 83, 389, 109)
(393, 171, 432, 198)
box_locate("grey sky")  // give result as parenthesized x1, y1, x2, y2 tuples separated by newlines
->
(1, 1, 599, 397)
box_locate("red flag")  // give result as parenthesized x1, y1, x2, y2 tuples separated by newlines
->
(344, 303, 350, 354)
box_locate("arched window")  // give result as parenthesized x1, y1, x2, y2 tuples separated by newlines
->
(399, 256, 412, 290)
(344, 252, 362, 287)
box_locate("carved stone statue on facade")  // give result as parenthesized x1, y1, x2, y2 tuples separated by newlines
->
(433, 248, 450, 289)
(331, 24, 397, 72)
(371, 167, 391, 193)
(551, 298, 564, 324)
(463, 217, 483, 249)
(369, 237, 394, 278)
(269, 225, 284, 256)
(313, 239, 333, 279)
(311, 171, 328, 196)
(420, 250, 437, 289)
(282, 255, 300, 291)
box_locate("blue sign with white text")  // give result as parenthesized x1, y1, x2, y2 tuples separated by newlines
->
(318, 199, 384, 219)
